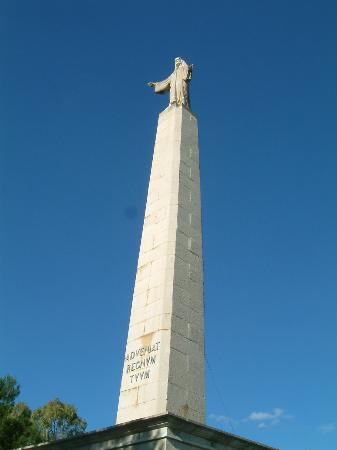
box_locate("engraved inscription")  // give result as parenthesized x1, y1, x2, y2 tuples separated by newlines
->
(124, 341, 160, 384)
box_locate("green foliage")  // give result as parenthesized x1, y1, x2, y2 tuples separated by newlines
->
(32, 398, 87, 441)
(0, 376, 41, 450)
(0, 375, 20, 407)
(0, 402, 42, 449)
(0, 375, 87, 449)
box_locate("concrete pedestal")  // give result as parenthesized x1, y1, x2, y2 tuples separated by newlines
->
(18, 414, 278, 450)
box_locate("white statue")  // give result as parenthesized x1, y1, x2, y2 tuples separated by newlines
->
(148, 57, 193, 109)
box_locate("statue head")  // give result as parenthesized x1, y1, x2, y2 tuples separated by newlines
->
(175, 57, 183, 68)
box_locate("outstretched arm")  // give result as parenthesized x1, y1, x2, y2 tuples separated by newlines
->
(147, 76, 171, 94)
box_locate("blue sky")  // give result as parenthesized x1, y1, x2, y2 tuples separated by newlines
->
(1, 1, 336, 449)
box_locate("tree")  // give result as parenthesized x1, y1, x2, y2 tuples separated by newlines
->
(0, 375, 42, 450)
(0, 375, 87, 448)
(0, 375, 19, 408)
(32, 398, 87, 441)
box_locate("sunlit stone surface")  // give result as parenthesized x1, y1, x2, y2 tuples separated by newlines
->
(116, 104, 205, 424)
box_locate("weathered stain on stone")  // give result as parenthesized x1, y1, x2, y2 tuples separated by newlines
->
(181, 403, 189, 417)
(141, 332, 154, 348)
(135, 386, 140, 405)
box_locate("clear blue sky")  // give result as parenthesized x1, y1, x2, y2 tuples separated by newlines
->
(1, 1, 336, 449)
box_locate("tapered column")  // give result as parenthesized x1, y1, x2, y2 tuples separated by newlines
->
(116, 105, 204, 424)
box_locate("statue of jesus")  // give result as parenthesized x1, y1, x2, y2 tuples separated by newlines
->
(148, 57, 193, 110)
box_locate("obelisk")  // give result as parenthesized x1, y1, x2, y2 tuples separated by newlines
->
(116, 58, 205, 424)
(23, 58, 277, 450)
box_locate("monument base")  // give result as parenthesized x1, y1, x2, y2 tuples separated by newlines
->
(18, 413, 277, 450)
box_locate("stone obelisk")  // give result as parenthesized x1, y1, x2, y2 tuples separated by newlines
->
(24, 58, 276, 450)
(116, 58, 204, 424)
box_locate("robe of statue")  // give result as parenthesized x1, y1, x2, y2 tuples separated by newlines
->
(153, 59, 192, 109)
